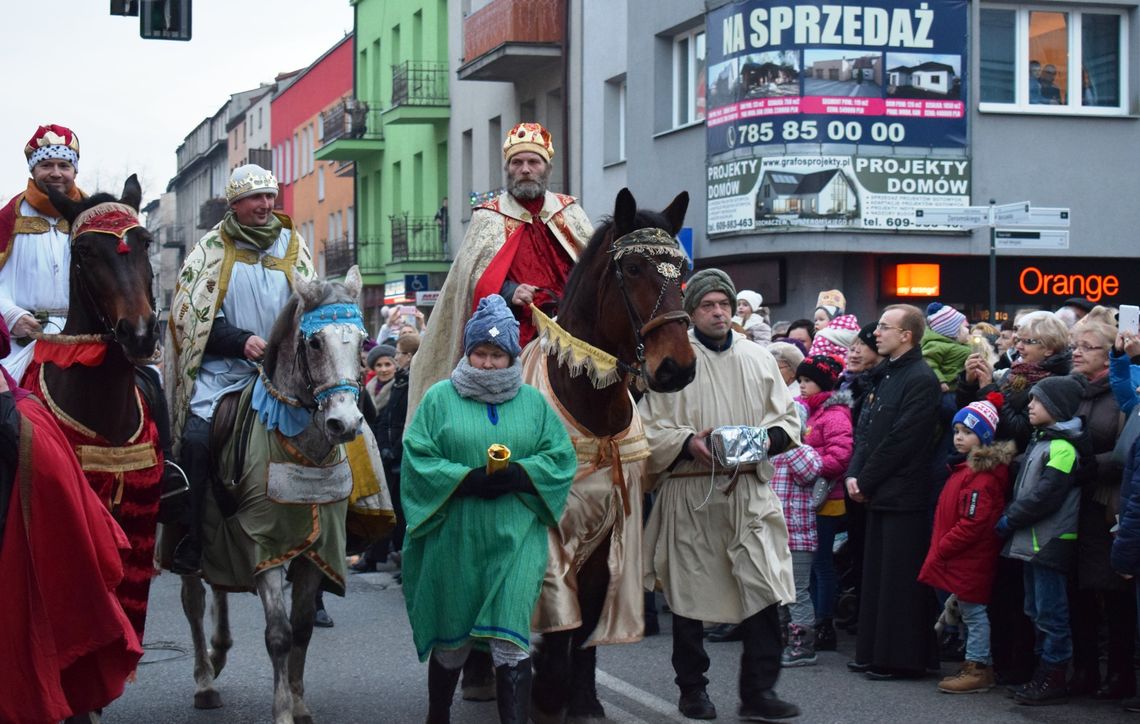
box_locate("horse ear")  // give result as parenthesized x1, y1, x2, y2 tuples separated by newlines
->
(661, 191, 689, 235)
(121, 174, 142, 212)
(343, 265, 362, 298)
(613, 188, 637, 234)
(46, 186, 83, 223)
(294, 272, 323, 308)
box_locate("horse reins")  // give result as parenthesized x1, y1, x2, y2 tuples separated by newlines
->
(608, 227, 690, 378)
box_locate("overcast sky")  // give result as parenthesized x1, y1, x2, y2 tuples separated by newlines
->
(0, 1, 352, 207)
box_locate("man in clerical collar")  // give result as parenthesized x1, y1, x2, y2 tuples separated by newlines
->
(167, 163, 315, 575)
(0, 124, 85, 382)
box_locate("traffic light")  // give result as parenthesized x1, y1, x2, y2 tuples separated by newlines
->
(140, 0, 191, 41)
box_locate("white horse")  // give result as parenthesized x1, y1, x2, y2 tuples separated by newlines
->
(180, 266, 370, 724)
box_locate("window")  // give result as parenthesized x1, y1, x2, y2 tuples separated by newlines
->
(673, 27, 706, 128)
(980, 5, 1126, 114)
(317, 166, 325, 201)
(604, 76, 627, 164)
(316, 114, 324, 143)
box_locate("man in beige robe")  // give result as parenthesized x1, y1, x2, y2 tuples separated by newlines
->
(407, 123, 593, 424)
(639, 268, 801, 722)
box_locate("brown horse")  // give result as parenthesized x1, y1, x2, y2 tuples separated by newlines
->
(39, 176, 162, 718)
(529, 188, 695, 722)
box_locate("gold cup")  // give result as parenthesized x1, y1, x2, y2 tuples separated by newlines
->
(487, 444, 511, 474)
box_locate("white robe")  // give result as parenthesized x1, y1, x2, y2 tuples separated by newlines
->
(0, 200, 70, 383)
(638, 330, 799, 623)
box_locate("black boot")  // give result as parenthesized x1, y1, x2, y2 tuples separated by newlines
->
(568, 646, 606, 720)
(170, 533, 202, 576)
(814, 618, 837, 652)
(1017, 661, 1070, 706)
(427, 656, 461, 724)
(462, 648, 496, 701)
(495, 658, 533, 724)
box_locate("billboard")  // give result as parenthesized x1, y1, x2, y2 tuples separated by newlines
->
(706, 0, 968, 154)
(707, 155, 970, 234)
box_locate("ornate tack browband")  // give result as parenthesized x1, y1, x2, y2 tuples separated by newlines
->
(609, 227, 686, 278)
(225, 170, 279, 201)
(71, 202, 140, 253)
(299, 303, 366, 339)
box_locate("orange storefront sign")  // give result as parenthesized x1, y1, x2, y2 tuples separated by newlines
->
(894, 263, 941, 296)
(1018, 266, 1119, 303)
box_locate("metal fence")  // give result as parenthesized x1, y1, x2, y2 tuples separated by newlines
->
(321, 98, 384, 142)
(323, 235, 355, 277)
(391, 61, 449, 106)
(390, 215, 448, 263)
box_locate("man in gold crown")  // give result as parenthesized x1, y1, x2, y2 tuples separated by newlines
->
(407, 123, 594, 425)
(167, 163, 314, 574)
(0, 124, 85, 382)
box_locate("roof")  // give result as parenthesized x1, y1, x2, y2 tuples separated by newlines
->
(761, 169, 843, 196)
(889, 61, 955, 74)
(794, 169, 842, 195)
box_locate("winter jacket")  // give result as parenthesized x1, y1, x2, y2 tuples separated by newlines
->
(372, 367, 410, 471)
(1073, 370, 1126, 590)
(918, 442, 1014, 604)
(921, 329, 971, 390)
(1111, 436, 1140, 574)
(1109, 349, 1140, 415)
(801, 389, 854, 501)
(1002, 419, 1087, 573)
(769, 444, 823, 552)
(956, 349, 1072, 453)
(846, 346, 941, 512)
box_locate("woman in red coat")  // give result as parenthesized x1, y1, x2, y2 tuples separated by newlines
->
(919, 393, 1013, 695)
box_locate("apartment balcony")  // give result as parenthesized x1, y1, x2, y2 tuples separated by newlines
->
(314, 98, 384, 162)
(390, 215, 449, 263)
(457, 0, 564, 82)
(323, 235, 356, 278)
(384, 61, 449, 127)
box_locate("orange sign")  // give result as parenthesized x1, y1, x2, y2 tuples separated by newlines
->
(894, 263, 941, 296)
(1018, 266, 1119, 303)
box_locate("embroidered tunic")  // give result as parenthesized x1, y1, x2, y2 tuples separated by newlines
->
(401, 380, 575, 660)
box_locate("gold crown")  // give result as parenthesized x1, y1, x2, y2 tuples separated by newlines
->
(24, 124, 80, 159)
(503, 122, 554, 162)
(226, 164, 279, 203)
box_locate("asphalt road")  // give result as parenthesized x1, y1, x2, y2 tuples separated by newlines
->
(802, 79, 881, 98)
(107, 571, 1133, 723)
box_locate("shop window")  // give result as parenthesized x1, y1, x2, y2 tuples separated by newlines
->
(673, 27, 706, 128)
(980, 5, 1125, 114)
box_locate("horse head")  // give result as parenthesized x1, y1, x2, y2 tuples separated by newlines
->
(562, 188, 696, 393)
(265, 266, 366, 446)
(48, 174, 159, 361)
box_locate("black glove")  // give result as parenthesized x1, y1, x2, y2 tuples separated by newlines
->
(454, 463, 534, 499)
(454, 467, 491, 498)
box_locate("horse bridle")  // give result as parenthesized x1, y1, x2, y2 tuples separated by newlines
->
(294, 303, 365, 410)
(607, 227, 691, 377)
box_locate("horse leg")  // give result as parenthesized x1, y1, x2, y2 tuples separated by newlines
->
(256, 566, 295, 724)
(181, 574, 222, 709)
(531, 630, 573, 724)
(566, 537, 612, 724)
(209, 588, 233, 677)
(286, 557, 324, 724)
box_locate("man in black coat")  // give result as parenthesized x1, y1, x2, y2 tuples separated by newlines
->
(845, 303, 941, 679)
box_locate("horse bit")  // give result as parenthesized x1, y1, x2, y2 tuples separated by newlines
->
(608, 227, 691, 377)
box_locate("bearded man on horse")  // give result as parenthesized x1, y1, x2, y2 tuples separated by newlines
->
(0, 124, 86, 384)
(408, 122, 593, 421)
(168, 163, 316, 576)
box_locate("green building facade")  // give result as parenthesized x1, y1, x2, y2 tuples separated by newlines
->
(316, 0, 450, 329)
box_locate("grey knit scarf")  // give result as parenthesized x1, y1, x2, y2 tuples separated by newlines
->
(449, 357, 523, 404)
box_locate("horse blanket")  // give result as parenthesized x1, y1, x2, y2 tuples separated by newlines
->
(523, 345, 651, 646)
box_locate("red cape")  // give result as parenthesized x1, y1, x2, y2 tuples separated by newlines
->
(0, 192, 23, 256)
(0, 396, 142, 722)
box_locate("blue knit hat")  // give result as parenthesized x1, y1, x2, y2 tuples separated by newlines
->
(464, 295, 520, 357)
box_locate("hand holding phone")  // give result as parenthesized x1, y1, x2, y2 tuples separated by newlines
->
(1120, 304, 1140, 336)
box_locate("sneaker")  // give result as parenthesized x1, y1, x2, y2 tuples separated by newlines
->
(739, 690, 800, 720)
(313, 607, 334, 628)
(1123, 696, 1140, 712)
(678, 689, 717, 719)
(781, 625, 817, 668)
(939, 661, 996, 694)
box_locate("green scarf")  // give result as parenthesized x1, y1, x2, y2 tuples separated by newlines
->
(221, 210, 283, 251)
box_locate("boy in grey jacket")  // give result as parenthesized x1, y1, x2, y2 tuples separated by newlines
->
(995, 374, 1086, 707)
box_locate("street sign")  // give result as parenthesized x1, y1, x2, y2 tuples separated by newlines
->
(995, 229, 1070, 250)
(677, 227, 694, 269)
(405, 274, 429, 293)
(384, 279, 405, 299)
(914, 206, 992, 228)
(993, 201, 1031, 224)
(1025, 207, 1070, 227)
(416, 291, 440, 306)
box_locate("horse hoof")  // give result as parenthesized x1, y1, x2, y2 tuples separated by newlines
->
(194, 690, 223, 709)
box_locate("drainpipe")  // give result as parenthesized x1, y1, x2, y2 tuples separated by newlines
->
(561, 0, 571, 194)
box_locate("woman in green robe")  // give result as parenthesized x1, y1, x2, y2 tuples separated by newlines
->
(402, 294, 575, 724)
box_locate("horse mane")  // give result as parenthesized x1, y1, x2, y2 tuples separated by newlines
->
(68, 192, 119, 215)
(262, 277, 356, 377)
(559, 207, 673, 320)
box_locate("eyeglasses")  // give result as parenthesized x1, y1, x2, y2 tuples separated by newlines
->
(1012, 336, 1042, 346)
(1070, 343, 1106, 353)
(875, 323, 904, 333)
